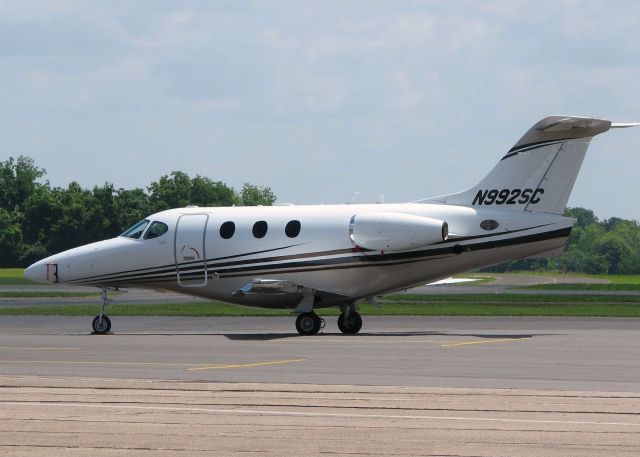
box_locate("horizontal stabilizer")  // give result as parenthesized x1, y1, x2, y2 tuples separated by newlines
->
(610, 122, 640, 129)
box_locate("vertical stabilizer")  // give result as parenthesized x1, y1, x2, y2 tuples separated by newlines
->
(423, 116, 616, 214)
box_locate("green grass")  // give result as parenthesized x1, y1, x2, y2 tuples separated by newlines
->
(598, 275, 640, 285)
(520, 283, 640, 291)
(386, 293, 640, 303)
(503, 271, 640, 284)
(0, 302, 298, 317)
(0, 291, 101, 298)
(1, 294, 639, 317)
(0, 268, 40, 286)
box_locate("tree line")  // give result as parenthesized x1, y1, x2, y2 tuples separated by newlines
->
(483, 207, 640, 275)
(2, 156, 640, 273)
(0, 156, 275, 267)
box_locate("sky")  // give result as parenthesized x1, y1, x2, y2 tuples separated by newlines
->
(1, 0, 639, 219)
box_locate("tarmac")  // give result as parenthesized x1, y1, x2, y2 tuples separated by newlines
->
(1, 315, 640, 456)
(2, 274, 640, 456)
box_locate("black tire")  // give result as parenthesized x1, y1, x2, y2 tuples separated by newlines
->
(295, 312, 321, 336)
(338, 311, 362, 334)
(92, 315, 111, 334)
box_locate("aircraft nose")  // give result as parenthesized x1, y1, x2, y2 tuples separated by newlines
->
(24, 262, 48, 284)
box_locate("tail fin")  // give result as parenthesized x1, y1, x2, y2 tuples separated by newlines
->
(424, 116, 637, 214)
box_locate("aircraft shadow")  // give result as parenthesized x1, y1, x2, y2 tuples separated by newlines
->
(223, 331, 546, 341)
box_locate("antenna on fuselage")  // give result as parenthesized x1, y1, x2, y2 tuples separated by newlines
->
(347, 192, 362, 205)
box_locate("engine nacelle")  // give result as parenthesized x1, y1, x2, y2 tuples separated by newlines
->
(349, 212, 448, 252)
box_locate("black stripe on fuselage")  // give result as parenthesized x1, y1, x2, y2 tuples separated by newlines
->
(212, 225, 570, 278)
(69, 224, 553, 285)
(436, 223, 551, 244)
(74, 226, 571, 286)
(65, 243, 305, 284)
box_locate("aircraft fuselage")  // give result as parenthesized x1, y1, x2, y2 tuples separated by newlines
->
(25, 203, 573, 308)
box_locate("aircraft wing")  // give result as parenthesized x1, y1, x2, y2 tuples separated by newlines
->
(233, 278, 352, 312)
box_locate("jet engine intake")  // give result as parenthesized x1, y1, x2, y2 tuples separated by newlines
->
(349, 212, 448, 252)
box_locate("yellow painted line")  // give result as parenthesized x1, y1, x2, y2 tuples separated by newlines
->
(440, 337, 531, 348)
(187, 358, 306, 372)
(0, 347, 80, 350)
(0, 358, 307, 371)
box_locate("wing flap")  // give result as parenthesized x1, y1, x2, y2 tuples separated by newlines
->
(232, 278, 353, 311)
(233, 278, 315, 297)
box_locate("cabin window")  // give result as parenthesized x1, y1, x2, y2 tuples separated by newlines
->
(219, 221, 235, 239)
(252, 220, 268, 238)
(285, 220, 301, 238)
(144, 221, 169, 239)
(121, 219, 149, 239)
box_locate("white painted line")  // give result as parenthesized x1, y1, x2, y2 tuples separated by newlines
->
(1, 401, 638, 427)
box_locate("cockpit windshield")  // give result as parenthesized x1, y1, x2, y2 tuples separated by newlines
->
(120, 219, 150, 239)
(144, 221, 169, 239)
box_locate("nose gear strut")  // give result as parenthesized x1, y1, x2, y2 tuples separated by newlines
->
(92, 288, 113, 334)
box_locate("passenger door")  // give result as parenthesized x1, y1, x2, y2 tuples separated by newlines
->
(174, 214, 209, 287)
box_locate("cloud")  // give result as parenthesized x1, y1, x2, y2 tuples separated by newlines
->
(0, 1, 639, 219)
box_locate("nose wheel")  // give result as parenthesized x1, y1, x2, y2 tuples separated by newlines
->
(92, 288, 112, 334)
(92, 314, 111, 334)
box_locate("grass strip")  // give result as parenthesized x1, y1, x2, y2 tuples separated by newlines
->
(387, 293, 640, 303)
(0, 302, 294, 317)
(502, 271, 640, 284)
(519, 284, 640, 291)
(0, 296, 639, 317)
(0, 268, 42, 285)
(0, 291, 101, 298)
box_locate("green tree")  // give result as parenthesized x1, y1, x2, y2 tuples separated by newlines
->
(113, 188, 152, 232)
(190, 176, 236, 206)
(564, 207, 598, 228)
(0, 156, 46, 210)
(0, 208, 23, 267)
(148, 172, 253, 209)
(46, 182, 108, 252)
(147, 171, 192, 211)
(0, 156, 280, 266)
(238, 183, 276, 206)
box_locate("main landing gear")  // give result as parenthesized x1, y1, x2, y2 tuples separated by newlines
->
(295, 312, 325, 336)
(294, 304, 362, 336)
(338, 304, 362, 335)
(92, 288, 112, 334)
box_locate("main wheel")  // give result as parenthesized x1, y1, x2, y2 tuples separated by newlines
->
(295, 312, 322, 336)
(338, 311, 362, 334)
(92, 315, 111, 334)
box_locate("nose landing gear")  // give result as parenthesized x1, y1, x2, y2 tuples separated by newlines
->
(92, 288, 112, 334)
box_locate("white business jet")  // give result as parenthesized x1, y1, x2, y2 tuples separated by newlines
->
(25, 116, 638, 335)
